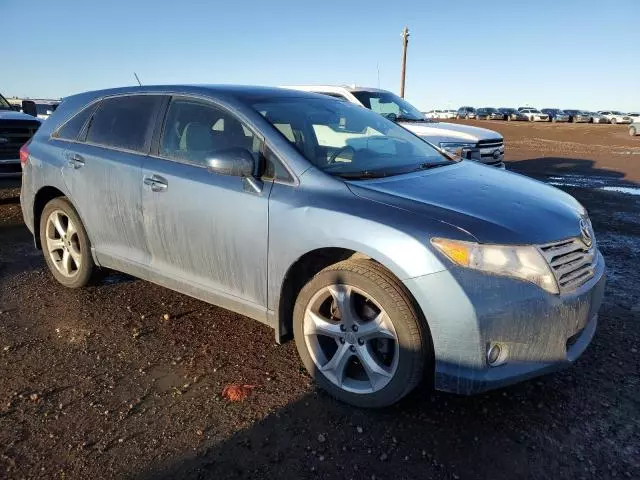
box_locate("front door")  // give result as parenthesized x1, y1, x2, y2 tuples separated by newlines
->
(141, 97, 272, 310)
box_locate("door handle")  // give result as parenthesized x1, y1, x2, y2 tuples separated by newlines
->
(67, 154, 85, 169)
(143, 175, 168, 192)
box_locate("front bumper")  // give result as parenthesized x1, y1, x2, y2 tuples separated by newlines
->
(404, 250, 606, 394)
(0, 159, 21, 178)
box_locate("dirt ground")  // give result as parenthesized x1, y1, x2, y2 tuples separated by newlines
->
(1, 121, 639, 479)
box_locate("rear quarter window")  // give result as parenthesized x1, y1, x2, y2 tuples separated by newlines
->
(85, 95, 162, 152)
(54, 103, 99, 141)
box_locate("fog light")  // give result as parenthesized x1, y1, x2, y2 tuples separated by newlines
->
(487, 343, 508, 367)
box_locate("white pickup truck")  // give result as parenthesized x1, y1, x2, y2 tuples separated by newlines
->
(286, 85, 506, 168)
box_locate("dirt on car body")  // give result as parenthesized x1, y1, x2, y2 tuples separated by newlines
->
(1, 120, 639, 479)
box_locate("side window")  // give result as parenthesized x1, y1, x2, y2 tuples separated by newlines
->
(85, 95, 160, 152)
(160, 99, 262, 166)
(54, 103, 98, 141)
(262, 146, 293, 182)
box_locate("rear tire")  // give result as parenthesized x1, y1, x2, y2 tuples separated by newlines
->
(611, 117, 617, 125)
(39, 197, 95, 288)
(631, 126, 637, 137)
(293, 259, 430, 408)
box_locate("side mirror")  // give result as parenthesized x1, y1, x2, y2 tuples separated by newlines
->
(206, 147, 255, 177)
(22, 100, 38, 117)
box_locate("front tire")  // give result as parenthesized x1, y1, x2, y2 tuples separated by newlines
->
(631, 126, 637, 137)
(611, 117, 617, 125)
(293, 259, 430, 408)
(39, 197, 95, 288)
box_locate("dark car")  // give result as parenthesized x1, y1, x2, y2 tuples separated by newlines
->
(0, 93, 42, 177)
(563, 109, 591, 123)
(476, 108, 501, 120)
(498, 108, 528, 121)
(541, 109, 570, 123)
(456, 106, 476, 119)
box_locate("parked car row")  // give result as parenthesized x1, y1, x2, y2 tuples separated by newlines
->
(424, 109, 457, 119)
(455, 106, 635, 124)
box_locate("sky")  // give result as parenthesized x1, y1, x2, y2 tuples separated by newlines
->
(3, 0, 639, 111)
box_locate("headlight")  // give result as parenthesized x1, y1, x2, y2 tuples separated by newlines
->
(438, 142, 476, 155)
(431, 238, 559, 294)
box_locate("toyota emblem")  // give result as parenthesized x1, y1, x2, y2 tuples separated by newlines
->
(580, 218, 592, 247)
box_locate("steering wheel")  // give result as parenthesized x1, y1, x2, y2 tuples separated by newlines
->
(328, 145, 356, 165)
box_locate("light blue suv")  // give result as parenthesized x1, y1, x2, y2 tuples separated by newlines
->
(20, 86, 605, 407)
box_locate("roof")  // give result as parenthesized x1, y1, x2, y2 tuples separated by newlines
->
(63, 84, 329, 103)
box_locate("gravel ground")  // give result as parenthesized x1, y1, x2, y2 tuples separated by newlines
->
(0, 121, 639, 479)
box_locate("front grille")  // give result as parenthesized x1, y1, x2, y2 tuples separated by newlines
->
(477, 138, 504, 149)
(0, 120, 40, 160)
(0, 162, 22, 175)
(538, 234, 597, 293)
(477, 138, 504, 159)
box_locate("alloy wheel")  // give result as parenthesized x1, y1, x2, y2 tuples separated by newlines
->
(303, 284, 399, 394)
(45, 210, 82, 278)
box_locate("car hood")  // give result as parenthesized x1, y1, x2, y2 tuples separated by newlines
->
(398, 121, 501, 143)
(346, 161, 586, 245)
(0, 110, 41, 122)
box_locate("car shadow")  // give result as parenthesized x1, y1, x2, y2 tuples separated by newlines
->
(132, 363, 609, 480)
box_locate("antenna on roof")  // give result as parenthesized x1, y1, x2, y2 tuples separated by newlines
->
(133, 72, 142, 86)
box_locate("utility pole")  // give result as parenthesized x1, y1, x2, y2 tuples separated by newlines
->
(400, 26, 410, 98)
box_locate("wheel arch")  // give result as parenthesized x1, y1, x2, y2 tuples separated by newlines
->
(32, 186, 67, 249)
(275, 247, 432, 350)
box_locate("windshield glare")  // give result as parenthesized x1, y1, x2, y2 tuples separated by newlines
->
(351, 90, 424, 121)
(252, 97, 452, 178)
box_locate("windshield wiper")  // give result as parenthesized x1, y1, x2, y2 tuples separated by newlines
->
(419, 161, 454, 170)
(334, 170, 389, 180)
(395, 116, 425, 122)
(335, 162, 452, 180)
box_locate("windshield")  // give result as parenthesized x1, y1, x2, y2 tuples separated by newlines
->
(351, 90, 425, 121)
(611, 111, 624, 115)
(499, 108, 515, 113)
(252, 97, 453, 179)
(36, 104, 57, 115)
(0, 94, 12, 110)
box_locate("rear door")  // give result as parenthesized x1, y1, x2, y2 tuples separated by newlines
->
(63, 94, 164, 266)
(140, 96, 272, 308)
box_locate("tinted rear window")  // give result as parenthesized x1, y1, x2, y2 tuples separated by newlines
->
(85, 95, 161, 152)
(55, 102, 99, 141)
